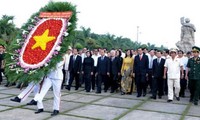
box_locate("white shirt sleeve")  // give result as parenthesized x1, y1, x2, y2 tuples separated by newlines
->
(164, 59, 168, 68)
(179, 58, 184, 67)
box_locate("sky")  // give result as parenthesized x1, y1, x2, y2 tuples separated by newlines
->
(0, 0, 200, 48)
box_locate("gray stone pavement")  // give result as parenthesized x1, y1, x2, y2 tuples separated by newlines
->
(0, 84, 200, 120)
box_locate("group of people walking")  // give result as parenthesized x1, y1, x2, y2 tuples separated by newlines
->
(62, 46, 200, 105)
(7, 45, 200, 116)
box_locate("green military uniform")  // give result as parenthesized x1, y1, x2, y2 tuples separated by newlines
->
(187, 46, 200, 105)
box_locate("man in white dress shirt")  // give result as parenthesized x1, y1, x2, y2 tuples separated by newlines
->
(63, 48, 72, 88)
(147, 49, 157, 93)
(178, 50, 188, 97)
(91, 49, 100, 91)
(162, 49, 170, 95)
(164, 48, 184, 102)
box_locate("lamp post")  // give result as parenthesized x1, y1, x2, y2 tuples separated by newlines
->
(137, 26, 139, 42)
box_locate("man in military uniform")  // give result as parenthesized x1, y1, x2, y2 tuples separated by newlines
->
(186, 46, 200, 105)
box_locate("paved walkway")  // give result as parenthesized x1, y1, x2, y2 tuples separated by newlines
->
(0, 84, 199, 120)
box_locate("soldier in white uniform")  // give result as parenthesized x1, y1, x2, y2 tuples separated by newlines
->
(10, 82, 40, 104)
(164, 48, 184, 102)
(30, 59, 65, 116)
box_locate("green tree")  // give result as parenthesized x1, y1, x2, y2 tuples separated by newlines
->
(72, 27, 166, 51)
(75, 43, 83, 50)
(85, 38, 96, 50)
(0, 15, 18, 44)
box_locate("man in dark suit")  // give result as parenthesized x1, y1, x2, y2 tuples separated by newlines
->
(96, 49, 110, 93)
(110, 50, 121, 93)
(134, 47, 149, 97)
(66, 48, 82, 91)
(150, 50, 165, 99)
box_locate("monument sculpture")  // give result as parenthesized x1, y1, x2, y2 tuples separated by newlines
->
(176, 17, 196, 53)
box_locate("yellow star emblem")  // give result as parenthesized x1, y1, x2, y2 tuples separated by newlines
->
(31, 29, 55, 50)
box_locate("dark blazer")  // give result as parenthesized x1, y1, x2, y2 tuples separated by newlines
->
(117, 56, 123, 71)
(110, 57, 120, 75)
(152, 58, 165, 78)
(97, 56, 110, 75)
(134, 54, 149, 75)
(82, 57, 94, 74)
(68, 55, 82, 73)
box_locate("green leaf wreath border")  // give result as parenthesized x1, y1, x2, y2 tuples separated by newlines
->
(5, 1, 77, 83)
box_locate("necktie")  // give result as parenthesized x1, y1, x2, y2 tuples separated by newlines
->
(140, 55, 142, 60)
(150, 57, 153, 68)
(101, 56, 104, 60)
(73, 56, 76, 68)
(73, 56, 76, 61)
(157, 58, 160, 65)
(112, 57, 114, 61)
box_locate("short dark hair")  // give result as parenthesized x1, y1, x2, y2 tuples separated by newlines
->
(163, 49, 169, 54)
(156, 50, 162, 54)
(178, 50, 184, 54)
(149, 49, 154, 52)
(0, 44, 4, 48)
(142, 47, 148, 51)
(187, 51, 191, 55)
(138, 47, 142, 50)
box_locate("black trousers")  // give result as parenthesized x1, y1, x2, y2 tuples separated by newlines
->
(152, 77, 164, 97)
(91, 67, 97, 90)
(188, 79, 200, 102)
(61, 69, 66, 89)
(84, 72, 92, 92)
(180, 71, 187, 97)
(110, 73, 118, 91)
(147, 69, 153, 90)
(163, 75, 168, 95)
(68, 71, 80, 90)
(96, 74, 108, 92)
(135, 74, 147, 96)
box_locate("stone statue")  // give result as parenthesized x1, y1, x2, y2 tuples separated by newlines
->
(176, 17, 196, 53)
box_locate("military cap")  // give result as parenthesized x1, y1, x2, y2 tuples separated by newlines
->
(192, 46, 200, 52)
(169, 48, 177, 53)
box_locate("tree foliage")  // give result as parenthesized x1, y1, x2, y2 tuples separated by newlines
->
(72, 27, 167, 51)
(0, 15, 18, 45)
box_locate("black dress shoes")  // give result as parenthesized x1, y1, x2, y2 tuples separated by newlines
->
(35, 109, 44, 114)
(194, 102, 198, 105)
(150, 96, 156, 100)
(95, 91, 101, 94)
(143, 93, 146, 97)
(176, 97, 180, 101)
(65, 86, 70, 91)
(10, 97, 21, 103)
(121, 92, 125, 95)
(137, 94, 141, 97)
(75, 88, 79, 90)
(110, 90, 114, 93)
(51, 110, 59, 116)
(189, 98, 193, 103)
(158, 96, 162, 99)
(167, 99, 173, 102)
(27, 99, 37, 105)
